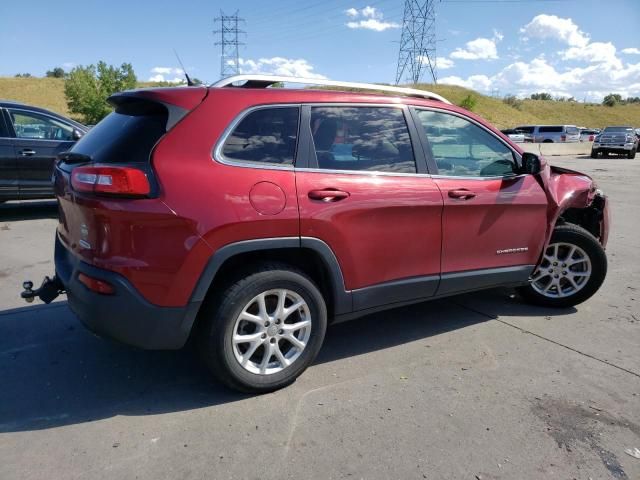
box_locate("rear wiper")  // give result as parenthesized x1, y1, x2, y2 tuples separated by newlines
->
(57, 152, 92, 165)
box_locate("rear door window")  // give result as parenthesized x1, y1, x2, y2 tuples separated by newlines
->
(221, 107, 299, 165)
(309, 106, 416, 174)
(70, 103, 167, 164)
(538, 126, 563, 133)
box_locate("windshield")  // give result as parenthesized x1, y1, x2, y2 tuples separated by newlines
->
(603, 127, 633, 133)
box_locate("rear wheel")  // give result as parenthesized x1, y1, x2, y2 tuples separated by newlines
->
(518, 224, 607, 308)
(198, 264, 327, 393)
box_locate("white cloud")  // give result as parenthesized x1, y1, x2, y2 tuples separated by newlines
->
(561, 41, 622, 68)
(148, 66, 184, 83)
(520, 14, 589, 47)
(436, 57, 455, 69)
(440, 56, 640, 101)
(450, 37, 498, 60)
(439, 74, 492, 92)
(345, 6, 399, 31)
(238, 57, 326, 79)
(62, 62, 76, 70)
(345, 7, 358, 17)
(622, 47, 640, 55)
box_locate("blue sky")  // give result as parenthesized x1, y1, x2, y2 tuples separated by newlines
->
(1, 0, 639, 100)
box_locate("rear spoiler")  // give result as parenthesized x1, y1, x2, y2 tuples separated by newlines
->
(108, 87, 208, 130)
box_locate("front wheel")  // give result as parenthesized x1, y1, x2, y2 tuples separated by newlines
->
(198, 264, 327, 393)
(518, 224, 607, 308)
(628, 149, 636, 159)
(590, 149, 598, 158)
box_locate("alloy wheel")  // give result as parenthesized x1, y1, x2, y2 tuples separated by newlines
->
(231, 289, 312, 375)
(531, 242, 592, 298)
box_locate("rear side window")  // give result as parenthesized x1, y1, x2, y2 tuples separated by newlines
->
(70, 103, 167, 164)
(538, 126, 563, 133)
(309, 106, 416, 174)
(515, 126, 534, 134)
(221, 107, 299, 165)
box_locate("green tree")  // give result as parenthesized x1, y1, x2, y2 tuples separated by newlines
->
(14, 73, 32, 78)
(602, 93, 623, 107)
(530, 92, 553, 101)
(46, 67, 66, 78)
(64, 62, 137, 124)
(458, 94, 477, 111)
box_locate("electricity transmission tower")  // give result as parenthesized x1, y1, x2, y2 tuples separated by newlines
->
(214, 11, 245, 78)
(395, 0, 437, 85)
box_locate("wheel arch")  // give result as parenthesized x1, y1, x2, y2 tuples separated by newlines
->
(183, 237, 352, 336)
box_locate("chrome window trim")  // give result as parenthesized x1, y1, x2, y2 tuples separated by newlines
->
(293, 167, 433, 178)
(412, 106, 523, 180)
(212, 102, 417, 174)
(212, 103, 300, 171)
(6, 107, 78, 142)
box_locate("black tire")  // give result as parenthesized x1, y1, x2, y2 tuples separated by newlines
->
(628, 149, 636, 159)
(590, 149, 598, 158)
(197, 263, 327, 393)
(542, 139, 553, 143)
(517, 224, 607, 308)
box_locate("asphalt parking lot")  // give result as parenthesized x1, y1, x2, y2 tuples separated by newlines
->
(1, 155, 639, 480)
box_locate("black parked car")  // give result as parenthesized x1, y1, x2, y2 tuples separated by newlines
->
(0, 100, 87, 202)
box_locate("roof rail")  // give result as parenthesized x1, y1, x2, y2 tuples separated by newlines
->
(210, 74, 452, 104)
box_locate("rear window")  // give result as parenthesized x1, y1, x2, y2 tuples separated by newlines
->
(538, 126, 563, 133)
(566, 126, 579, 135)
(70, 104, 167, 164)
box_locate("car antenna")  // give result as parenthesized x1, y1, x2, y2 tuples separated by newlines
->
(173, 49, 194, 86)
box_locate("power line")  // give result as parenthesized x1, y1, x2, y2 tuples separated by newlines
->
(395, 0, 437, 85)
(214, 11, 245, 78)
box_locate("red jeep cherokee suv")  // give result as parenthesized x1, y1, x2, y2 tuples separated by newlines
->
(23, 75, 609, 392)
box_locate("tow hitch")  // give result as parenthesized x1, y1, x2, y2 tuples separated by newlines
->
(21, 276, 65, 304)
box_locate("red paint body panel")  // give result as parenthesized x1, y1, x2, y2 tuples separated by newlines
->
(296, 171, 443, 290)
(434, 175, 549, 272)
(54, 86, 608, 311)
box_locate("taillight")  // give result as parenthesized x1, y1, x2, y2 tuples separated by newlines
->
(71, 166, 150, 196)
(561, 134, 567, 142)
(589, 135, 594, 141)
(78, 273, 115, 295)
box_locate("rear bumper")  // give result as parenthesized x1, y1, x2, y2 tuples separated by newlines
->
(55, 234, 200, 349)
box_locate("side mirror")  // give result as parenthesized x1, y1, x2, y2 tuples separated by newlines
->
(72, 129, 84, 141)
(521, 152, 542, 175)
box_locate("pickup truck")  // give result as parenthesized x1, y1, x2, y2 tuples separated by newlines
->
(591, 126, 637, 158)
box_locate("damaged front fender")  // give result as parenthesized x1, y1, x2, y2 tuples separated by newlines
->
(539, 162, 610, 249)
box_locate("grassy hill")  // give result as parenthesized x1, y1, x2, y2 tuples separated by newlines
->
(1, 76, 639, 129)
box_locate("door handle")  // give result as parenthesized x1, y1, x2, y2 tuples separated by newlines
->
(448, 189, 476, 200)
(20, 149, 36, 156)
(308, 189, 350, 202)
